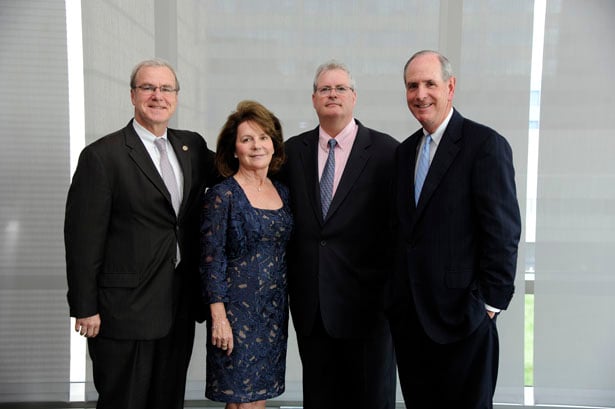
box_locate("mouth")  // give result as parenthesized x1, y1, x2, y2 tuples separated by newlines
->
(415, 102, 432, 109)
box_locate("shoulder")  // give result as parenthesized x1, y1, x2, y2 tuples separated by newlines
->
(399, 128, 423, 147)
(168, 127, 203, 140)
(168, 128, 208, 148)
(75, 126, 132, 168)
(206, 177, 236, 197)
(356, 120, 399, 149)
(84, 125, 126, 151)
(285, 127, 318, 149)
(458, 115, 512, 153)
(272, 179, 289, 195)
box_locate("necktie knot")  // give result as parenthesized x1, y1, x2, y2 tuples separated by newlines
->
(154, 137, 167, 153)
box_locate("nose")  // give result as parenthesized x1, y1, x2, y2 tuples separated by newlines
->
(415, 84, 428, 99)
(151, 88, 164, 98)
(252, 139, 263, 149)
(328, 88, 340, 97)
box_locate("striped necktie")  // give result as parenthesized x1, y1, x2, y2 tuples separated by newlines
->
(414, 134, 431, 205)
(320, 138, 337, 218)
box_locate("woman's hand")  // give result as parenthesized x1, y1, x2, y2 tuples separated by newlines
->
(210, 302, 234, 355)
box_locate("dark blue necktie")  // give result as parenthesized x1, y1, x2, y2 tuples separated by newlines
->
(320, 138, 337, 218)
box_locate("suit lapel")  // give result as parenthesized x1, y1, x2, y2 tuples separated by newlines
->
(402, 130, 421, 219)
(124, 122, 175, 217)
(297, 129, 323, 223)
(326, 123, 371, 221)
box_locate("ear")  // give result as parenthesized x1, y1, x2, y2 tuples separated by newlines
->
(447, 76, 456, 101)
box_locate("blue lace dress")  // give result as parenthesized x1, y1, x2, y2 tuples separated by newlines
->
(200, 177, 293, 403)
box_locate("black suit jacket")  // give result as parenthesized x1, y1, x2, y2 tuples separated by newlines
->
(392, 109, 521, 344)
(281, 120, 399, 339)
(65, 120, 216, 340)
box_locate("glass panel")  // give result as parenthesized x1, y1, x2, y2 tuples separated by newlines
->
(534, 0, 615, 406)
(0, 0, 71, 402)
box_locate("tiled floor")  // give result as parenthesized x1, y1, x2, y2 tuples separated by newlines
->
(0, 403, 578, 409)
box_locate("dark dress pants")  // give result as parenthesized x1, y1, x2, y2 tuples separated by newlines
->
(297, 312, 397, 409)
(88, 303, 196, 409)
(389, 303, 499, 409)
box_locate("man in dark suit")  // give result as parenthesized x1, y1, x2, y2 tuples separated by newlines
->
(388, 50, 522, 408)
(64, 59, 216, 409)
(281, 61, 398, 409)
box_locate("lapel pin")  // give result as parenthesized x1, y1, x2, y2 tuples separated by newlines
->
(182, 145, 188, 151)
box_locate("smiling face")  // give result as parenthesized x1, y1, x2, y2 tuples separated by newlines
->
(235, 120, 274, 172)
(312, 68, 356, 125)
(404, 52, 455, 134)
(130, 66, 178, 136)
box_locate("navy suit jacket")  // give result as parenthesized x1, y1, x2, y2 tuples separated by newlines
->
(281, 120, 399, 338)
(392, 109, 521, 344)
(65, 120, 216, 340)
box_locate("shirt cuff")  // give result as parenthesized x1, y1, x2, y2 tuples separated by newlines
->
(485, 304, 501, 313)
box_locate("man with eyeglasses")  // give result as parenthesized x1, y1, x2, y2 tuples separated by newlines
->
(65, 59, 216, 409)
(280, 61, 398, 409)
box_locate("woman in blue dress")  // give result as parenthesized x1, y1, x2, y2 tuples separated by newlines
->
(200, 100, 293, 409)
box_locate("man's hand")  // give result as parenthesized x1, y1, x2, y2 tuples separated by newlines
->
(75, 314, 101, 338)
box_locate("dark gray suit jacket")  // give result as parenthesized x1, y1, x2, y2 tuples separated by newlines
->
(65, 120, 215, 340)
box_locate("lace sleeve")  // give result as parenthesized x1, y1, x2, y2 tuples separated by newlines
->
(200, 185, 232, 304)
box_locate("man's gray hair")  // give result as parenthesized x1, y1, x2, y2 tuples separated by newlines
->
(130, 58, 180, 91)
(403, 50, 453, 82)
(313, 60, 356, 92)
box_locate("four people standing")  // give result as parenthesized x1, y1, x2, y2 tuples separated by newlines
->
(64, 59, 216, 409)
(388, 50, 522, 408)
(66, 53, 521, 408)
(280, 61, 399, 409)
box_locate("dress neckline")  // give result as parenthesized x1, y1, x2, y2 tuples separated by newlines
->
(230, 177, 284, 211)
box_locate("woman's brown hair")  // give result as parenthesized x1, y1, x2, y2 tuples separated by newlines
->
(215, 100, 285, 178)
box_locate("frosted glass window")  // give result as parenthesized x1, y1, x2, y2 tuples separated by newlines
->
(0, 0, 71, 402)
(533, 0, 615, 406)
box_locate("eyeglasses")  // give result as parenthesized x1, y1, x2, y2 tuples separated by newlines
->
(134, 84, 178, 94)
(316, 85, 353, 96)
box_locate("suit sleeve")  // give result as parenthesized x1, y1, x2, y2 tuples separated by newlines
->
(473, 133, 522, 310)
(64, 147, 112, 318)
(199, 135, 220, 187)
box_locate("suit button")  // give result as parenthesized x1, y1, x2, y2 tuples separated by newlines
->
(320, 240, 326, 246)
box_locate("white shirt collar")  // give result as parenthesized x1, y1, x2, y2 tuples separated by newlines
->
(424, 108, 454, 145)
(132, 118, 168, 143)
